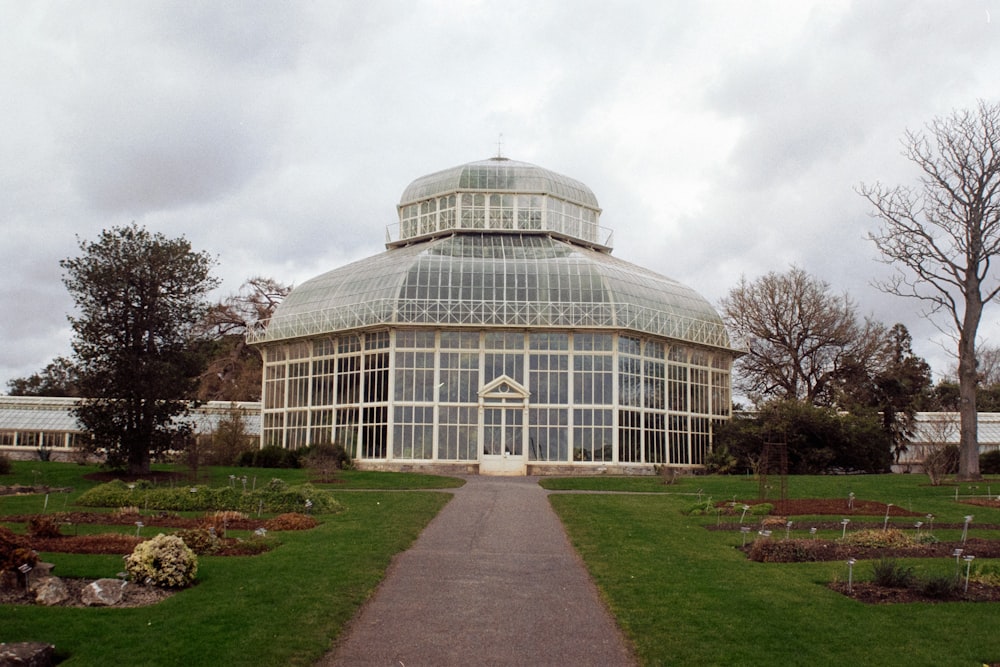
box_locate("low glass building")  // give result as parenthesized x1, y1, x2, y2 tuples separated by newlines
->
(249, 157, 738, 474)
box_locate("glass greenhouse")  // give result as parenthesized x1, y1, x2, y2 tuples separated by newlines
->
(248, 157, 739, 474)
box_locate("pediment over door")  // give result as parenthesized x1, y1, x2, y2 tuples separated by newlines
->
(479, 374, 530, 401)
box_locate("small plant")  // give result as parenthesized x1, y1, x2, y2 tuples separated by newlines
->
(124, 533, 199, 588)
(683, 498, 715, 515)
(870, 558, 915, 588)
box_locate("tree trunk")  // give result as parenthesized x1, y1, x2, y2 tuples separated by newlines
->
(957, 302, 983, 481)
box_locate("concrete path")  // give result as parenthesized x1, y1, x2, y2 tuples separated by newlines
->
(318, 476, 636, 666)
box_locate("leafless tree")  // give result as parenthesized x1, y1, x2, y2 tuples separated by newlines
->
(861, 101, 1000, 480)
(195, 276, 292, 401)
(720, 266, 888, 405)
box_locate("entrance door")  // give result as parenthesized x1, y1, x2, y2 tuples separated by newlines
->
(481, 405, 525, 475)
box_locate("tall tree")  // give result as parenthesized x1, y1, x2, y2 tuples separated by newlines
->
(193, 276, 291, 401)
(720, 266, 888, 405)
(61, 223, 219, 474)
(836, 324, 932, 463)
(861, 100, 1000, 480)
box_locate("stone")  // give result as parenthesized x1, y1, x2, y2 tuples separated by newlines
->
(80, 578, 124, 607)
(0, 642, 55, 666)
(31, 577, 69, 606)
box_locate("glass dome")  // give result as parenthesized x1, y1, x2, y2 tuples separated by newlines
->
(252, 233, 731, 349)
(250, 157, 736, 474)
(389, 158, 613, 250)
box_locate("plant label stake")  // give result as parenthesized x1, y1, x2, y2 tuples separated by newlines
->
(841, 518, 850, 538)
(883, 503, 893, 530)
(741, 525, 751, 547)
(964, 554, 975, 592)
(739, 505, 750, 523)
(809, 527, 817, 539)
(135, 521, 144, 537)
(962, 515, 973, 543)
(848, 492, 855, 510)
(785, 521, 793, 541)
(846, 558, 856, 593)
(953, 548, 964, 575)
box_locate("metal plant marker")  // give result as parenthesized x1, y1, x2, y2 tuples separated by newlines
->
(841, 518, 850, 538)
(741, 525, 751, 547)
(962, 515, 974, 543)
(846, 558, 856, 593)
(883, 503, 893, 530)
(739, 505, 750, 523)
(848, 492, 855, 510)
(964, 555, 976, 592)
(135, 521, 144, 537)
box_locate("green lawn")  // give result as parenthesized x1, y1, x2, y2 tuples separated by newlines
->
(1, 461, 457, 666)
(7, 464, 1000, 665)
(548, 474, 1000, 666)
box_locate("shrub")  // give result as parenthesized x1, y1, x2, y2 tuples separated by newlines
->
(0, 452, 11, 475)
(264, 513, 319, 531)
(749, 503, 773, 516)
(303, 443, 353, 482)
(981, 449, 1000, 475)
(924, 445, 960, 486)
(27, 515, 63, 538)
(0, 526, 37, 573)
(237, 446, 302, 469)
(125, 533, 198, 588)
(870, 558, 915, 588)
(746, 539, 829, 563)
(842, 528, 913, 549)
(174, 528, 220, 555)
(920, 575, 960, 600)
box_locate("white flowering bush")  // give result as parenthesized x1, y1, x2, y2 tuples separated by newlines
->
(125, 533, 199, 588)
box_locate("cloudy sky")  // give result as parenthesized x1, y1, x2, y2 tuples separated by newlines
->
(2, 0, 998, 390)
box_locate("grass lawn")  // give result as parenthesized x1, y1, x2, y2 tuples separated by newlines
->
(548, 474, 1000, 666)
(1, 461, 457, 666)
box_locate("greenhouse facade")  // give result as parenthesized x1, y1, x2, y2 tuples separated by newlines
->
(248, 157, 739, 475)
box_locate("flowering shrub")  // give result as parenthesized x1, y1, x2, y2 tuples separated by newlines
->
(125, 533, 198, 588)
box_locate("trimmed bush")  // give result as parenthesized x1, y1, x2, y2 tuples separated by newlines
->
(264, 513, 319, 531)
(125, 533, 198, 588)
(0, 452, 11, 475)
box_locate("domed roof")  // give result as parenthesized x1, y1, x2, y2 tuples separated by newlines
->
(399, 157, 600, 209)
(253, 234, 732, 350)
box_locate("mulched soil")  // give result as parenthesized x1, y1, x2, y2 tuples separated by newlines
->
(829, 580, 1000, 604)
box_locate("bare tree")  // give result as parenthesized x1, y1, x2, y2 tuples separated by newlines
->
(861, 101, 1000, 480)
(195, 276, 292, 401)
(720, 266, 888, 405)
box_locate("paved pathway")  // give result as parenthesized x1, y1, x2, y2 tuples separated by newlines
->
(318, 476, 636, 666)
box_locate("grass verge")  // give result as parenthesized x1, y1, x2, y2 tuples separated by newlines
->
(550, 474, 1000, 666)
(1, 462, 454, 666)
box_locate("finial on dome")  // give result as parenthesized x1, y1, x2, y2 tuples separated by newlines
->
(495, 133, 504, 159)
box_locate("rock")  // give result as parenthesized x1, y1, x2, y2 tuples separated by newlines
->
(0, 642, 55, 666)
(30, 577, 69, 606)
(80, 578, 125, 606)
